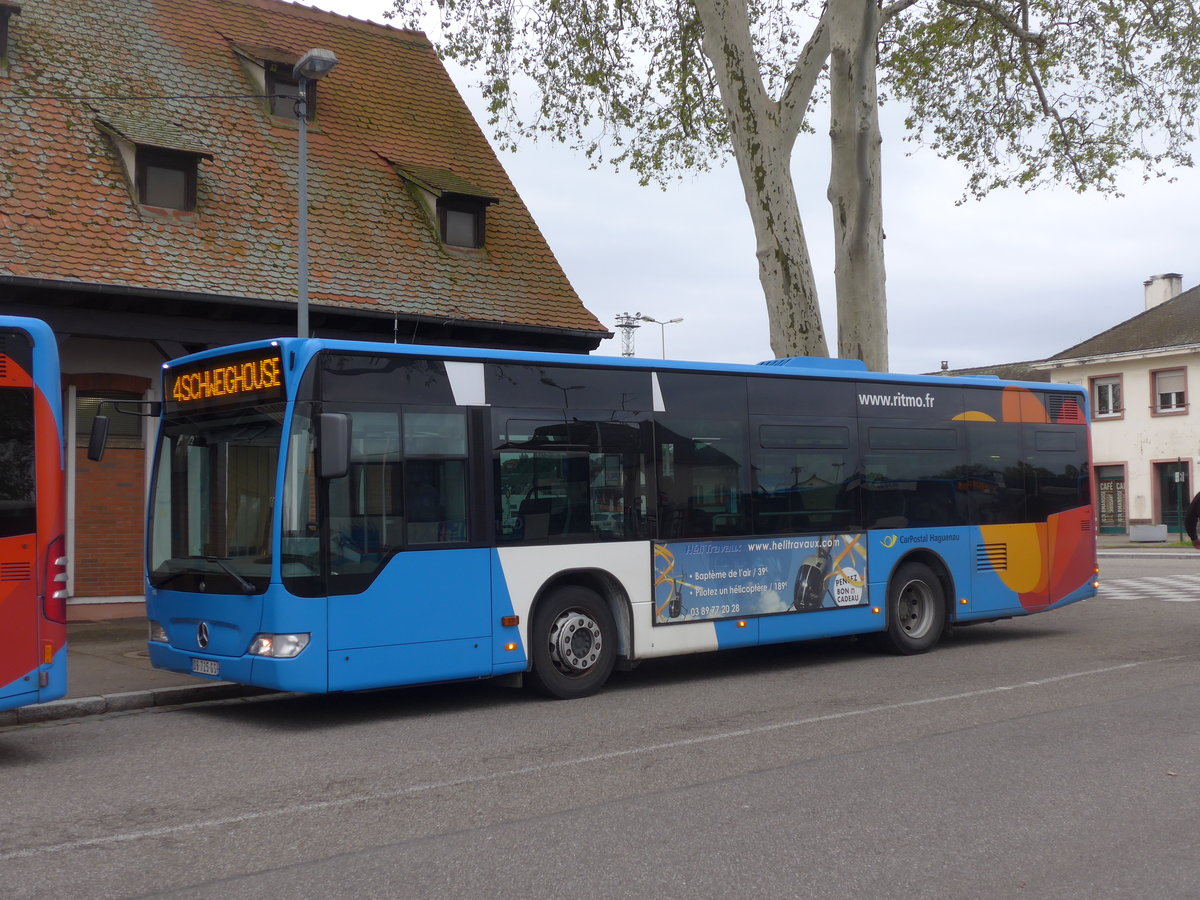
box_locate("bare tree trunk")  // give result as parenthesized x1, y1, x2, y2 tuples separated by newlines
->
(734, 143, 827, 360)
(828, 0, 888, 370)
(695, 0, 829, 359)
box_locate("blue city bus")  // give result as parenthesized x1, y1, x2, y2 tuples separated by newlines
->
(141, 338, 1097, 699)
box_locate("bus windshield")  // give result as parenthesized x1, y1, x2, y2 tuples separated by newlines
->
(148, 404, 284, 593)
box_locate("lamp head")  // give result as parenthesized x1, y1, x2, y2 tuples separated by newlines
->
(294, 48, 339, 81)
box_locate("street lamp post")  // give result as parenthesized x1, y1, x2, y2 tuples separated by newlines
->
(639, 315, 683, 359)
(293, 48, 339, 338)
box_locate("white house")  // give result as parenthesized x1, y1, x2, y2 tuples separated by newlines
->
(1034, 274, 1200, 536)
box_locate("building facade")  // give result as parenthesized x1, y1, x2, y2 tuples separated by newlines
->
(1036, 274, 1200, 536)
(0, 0, 609, 613)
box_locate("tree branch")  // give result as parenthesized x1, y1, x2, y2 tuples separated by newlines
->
(778, 3, 832, 139)
(881, 0, 921, 23)
(939, 0, 1046, 45)
(1019, 43, 1088, 184)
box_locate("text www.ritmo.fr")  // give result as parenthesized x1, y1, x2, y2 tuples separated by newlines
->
(858, 392, 936, 408)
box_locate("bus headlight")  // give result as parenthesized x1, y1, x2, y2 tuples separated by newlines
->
(248, 633, 310, 658)
(148, 620, 168, 643)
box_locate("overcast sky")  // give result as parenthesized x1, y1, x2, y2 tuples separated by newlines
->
(320, 0, 1198, 375)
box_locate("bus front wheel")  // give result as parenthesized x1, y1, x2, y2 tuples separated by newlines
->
(876, 561, 945, 655)
(528, 586, 617, 699)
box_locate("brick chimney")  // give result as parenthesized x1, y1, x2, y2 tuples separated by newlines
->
(1144, 273, 1183, 310)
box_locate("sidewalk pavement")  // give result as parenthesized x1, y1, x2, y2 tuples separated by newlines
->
(1, 535, 1194, 727)
(0, 617, 273, 727)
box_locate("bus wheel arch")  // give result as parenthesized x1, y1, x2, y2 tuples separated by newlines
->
(526, 570, 630, 699)
(875, 551, 953, 655)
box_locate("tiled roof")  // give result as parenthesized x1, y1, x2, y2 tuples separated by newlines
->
(1048, 284, 1200, 361)
(387, 159, 497, 202)
(930, 361, 1051, 382)
(0, 0, 605, 339)
(95, 113, 214, 157)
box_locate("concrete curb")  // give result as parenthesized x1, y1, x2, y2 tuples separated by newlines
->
(0, 683, 276, 727)
(1098, 549, 1195, 559)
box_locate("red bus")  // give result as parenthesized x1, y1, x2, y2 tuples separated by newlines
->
(0, 317, 68, 711)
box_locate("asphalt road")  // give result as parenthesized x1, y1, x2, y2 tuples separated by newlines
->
(2, 557, 1198, 899)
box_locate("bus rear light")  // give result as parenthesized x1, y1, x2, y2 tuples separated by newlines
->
(43, 537, 67, 624)
(148, 620, 168, 643)
(249, 633, 310, 658)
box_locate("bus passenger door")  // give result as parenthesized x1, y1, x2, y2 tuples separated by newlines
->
(321, 406, 494, 691)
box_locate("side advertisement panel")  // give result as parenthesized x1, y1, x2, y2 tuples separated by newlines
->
(652, 534, 869, 625)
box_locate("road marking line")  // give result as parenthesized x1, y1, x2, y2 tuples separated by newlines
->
(0, 656, 1185, 862)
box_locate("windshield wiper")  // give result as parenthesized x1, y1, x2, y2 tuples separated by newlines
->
(205, 557, 256, 595)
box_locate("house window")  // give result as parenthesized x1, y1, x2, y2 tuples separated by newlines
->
(0, 5, 19, 71)
(136, 148, 198, 211)
(1153, 369, 1186, 414)
(266, 63, 313, 120)
(76, 391, 143, 447)
(438, 195, 487, 248)
(1090, 375, 1122, 419)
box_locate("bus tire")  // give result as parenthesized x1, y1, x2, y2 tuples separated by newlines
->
(528, 586, 617, 700)
(876, 561, 945, 655)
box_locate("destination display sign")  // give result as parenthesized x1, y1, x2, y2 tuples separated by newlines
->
(166, 348, 286, 411)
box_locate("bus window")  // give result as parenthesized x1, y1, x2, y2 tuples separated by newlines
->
(654, 416, 748, 538)
(485, 364, 653, 411)
(0, 387, 36, 539)
(750, 421, 856, 534)
(494, 413, 649, 543)
(966, 423, 1028, 524)
(402, 410, 469, 545)
(863, 425, 965, 529)
(320, 354, 456, 404)
(1028, 428, 1089, 519)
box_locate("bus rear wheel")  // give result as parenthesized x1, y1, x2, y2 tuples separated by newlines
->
(528, 586, 617, 700)
(876, 561, 945, 655)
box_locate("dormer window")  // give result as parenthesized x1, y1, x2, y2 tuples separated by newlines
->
(137, 148, 198, 210)
(385, 159, 499, 251)
(265, 62, 313, 121)
(96, 114, 213, 214)
(228, 44, 321, 122)
(439, 195, 488, 248)
(0, 3, 20, 76)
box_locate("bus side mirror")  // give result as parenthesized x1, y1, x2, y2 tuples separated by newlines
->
(317, 413, 350, 480)
(87, 416, 110, 462)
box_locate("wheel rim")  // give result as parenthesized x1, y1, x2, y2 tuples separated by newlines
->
(896, 578, 935, 639)
(548, 608, 603, 676)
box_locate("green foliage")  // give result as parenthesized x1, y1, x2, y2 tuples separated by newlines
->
(884, 0, 1200, 199)
(390, 0, 1200, 198)
(388, 0, 826, 184)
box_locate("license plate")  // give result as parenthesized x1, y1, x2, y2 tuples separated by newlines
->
(191, 658, 220, 677)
